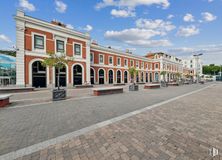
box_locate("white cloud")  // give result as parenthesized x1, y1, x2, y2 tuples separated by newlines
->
(208, 0, 213, 2)
(95, 0, 170, 9)
(19, 0, 36, 12)
(136, 18, 176, 34)
(168, 44, 222, 65)
(0, 34, 12, 43)
(167, 14, 174, 19)
(55, 0, 67, 13)
(177, 25, 199, 37)
(111, 9, 136, 18)
(104, 28, 171, 47)
(83, 25, 93, 32)
(66, 24, 74, 30)
(201, 12, 217, 22)
(183, 13, 195, 22)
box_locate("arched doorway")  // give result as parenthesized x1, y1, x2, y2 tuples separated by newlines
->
(117, 70, 121, 83)
(150, 73, 152, 82)
(124, 71, 128, 83)
(90, 68, 95, 84)
(141, 72, 144, 82)
(55, 63, 66, 87)
(146, 72, 148, 82)
(32, 61, 47, 88)
(99, 69, 105, 84)
(73, 65, 83, 85)
(155, 72, 159, 82)
(108, 70, 113, 84)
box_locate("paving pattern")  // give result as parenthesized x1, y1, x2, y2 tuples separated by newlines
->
(1, 83, 222, 160)
(11, 83, 222, 160)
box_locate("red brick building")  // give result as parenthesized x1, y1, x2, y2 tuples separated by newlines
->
(15, 10, 184, 88)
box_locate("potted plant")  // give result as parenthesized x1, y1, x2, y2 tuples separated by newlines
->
(42, 51, 73, 101)
(129, 67, 139, 91)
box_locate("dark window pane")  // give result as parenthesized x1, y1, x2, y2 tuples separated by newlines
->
(34, 35, 44, 49)
(74, 44, 81, 55)
(56, 40, 64, 53)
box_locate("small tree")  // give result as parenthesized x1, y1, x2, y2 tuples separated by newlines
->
(175, 72, 182, 82)
(129, 67, 137, 83)
(42, 51, 73, 90)
(160, 71, 167, 82)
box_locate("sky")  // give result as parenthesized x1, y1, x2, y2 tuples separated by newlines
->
(0, 0, 222, 65)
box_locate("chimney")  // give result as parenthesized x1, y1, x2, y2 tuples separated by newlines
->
(126, 49, 132, 54)
(51, 20, 66, 28)
(92, 40, 98, 45)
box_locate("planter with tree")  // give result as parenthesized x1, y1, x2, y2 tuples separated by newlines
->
(160, 71, 168, 87)
(42, 52, 73, 101)
(129, 67, 139, 91)
(175, 72, 182, 85)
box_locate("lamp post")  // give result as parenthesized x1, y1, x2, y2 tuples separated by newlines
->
(193, 53, 203, 83)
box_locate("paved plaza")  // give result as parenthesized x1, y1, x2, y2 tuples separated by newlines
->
(0, 83, 222, 159)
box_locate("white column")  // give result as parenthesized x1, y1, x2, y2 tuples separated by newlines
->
(15, 10, 25, 87)
(85, 39, 91, 84)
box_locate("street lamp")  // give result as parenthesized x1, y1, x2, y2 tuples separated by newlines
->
(193, 53, 203, 83)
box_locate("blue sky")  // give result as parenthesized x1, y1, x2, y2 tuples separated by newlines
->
(0, 0, 222, 64)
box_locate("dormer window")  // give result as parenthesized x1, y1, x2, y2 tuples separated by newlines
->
(34, 35, 44, 49)
(56, 40, 64, 53)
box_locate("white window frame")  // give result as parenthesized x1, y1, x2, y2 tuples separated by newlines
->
(124, 59, 128, 67)
(55, 37, 66, 55)
(141, 62, 144, 69)
(99, 54, 104, 64)
(130, 60, 134, 67)
(117, 57, 121, 66)
(32, 32, 46, 53)
(136, 61, 139, 68)
(90, 52, 94, 64)
(155, 63, 159, 69)
(73, 42, 82, 58)
(109, 56, 113, 66)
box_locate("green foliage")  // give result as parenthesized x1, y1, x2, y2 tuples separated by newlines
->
(203, 64, 222, 75)
(129, 67, 136, 77)
(0, 50, 16, 57)
(41, 51, 73, 69)
(41, 51, 74, 89)
(160, 71, 167, 76)
(175, 72, 181, 78)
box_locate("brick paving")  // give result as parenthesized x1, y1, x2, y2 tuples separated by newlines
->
(11, 83, 222, 160)
(0, 84, 209, 156)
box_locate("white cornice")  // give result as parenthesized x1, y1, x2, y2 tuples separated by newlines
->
(90, 44, 158, 63)
(15, 15, 90, 41)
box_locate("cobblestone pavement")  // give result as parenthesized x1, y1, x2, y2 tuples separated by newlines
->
(11, 83, 222, 160)
(0, 83, 218, 158)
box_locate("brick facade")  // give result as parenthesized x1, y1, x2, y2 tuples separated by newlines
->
(15, 10, 186, 88)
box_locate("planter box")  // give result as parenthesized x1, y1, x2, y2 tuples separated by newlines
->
(0, 94, 11, 108)
(92, 87, 123, 96)
(113, 83, 126, 86)
(129, 84, 139, 91)
(74, 85, 93, 89)
(52, 89, 66, 101)
(144, 84, 160, 89)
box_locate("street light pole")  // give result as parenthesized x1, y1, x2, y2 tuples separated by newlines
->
(193, 53, 203, 83)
